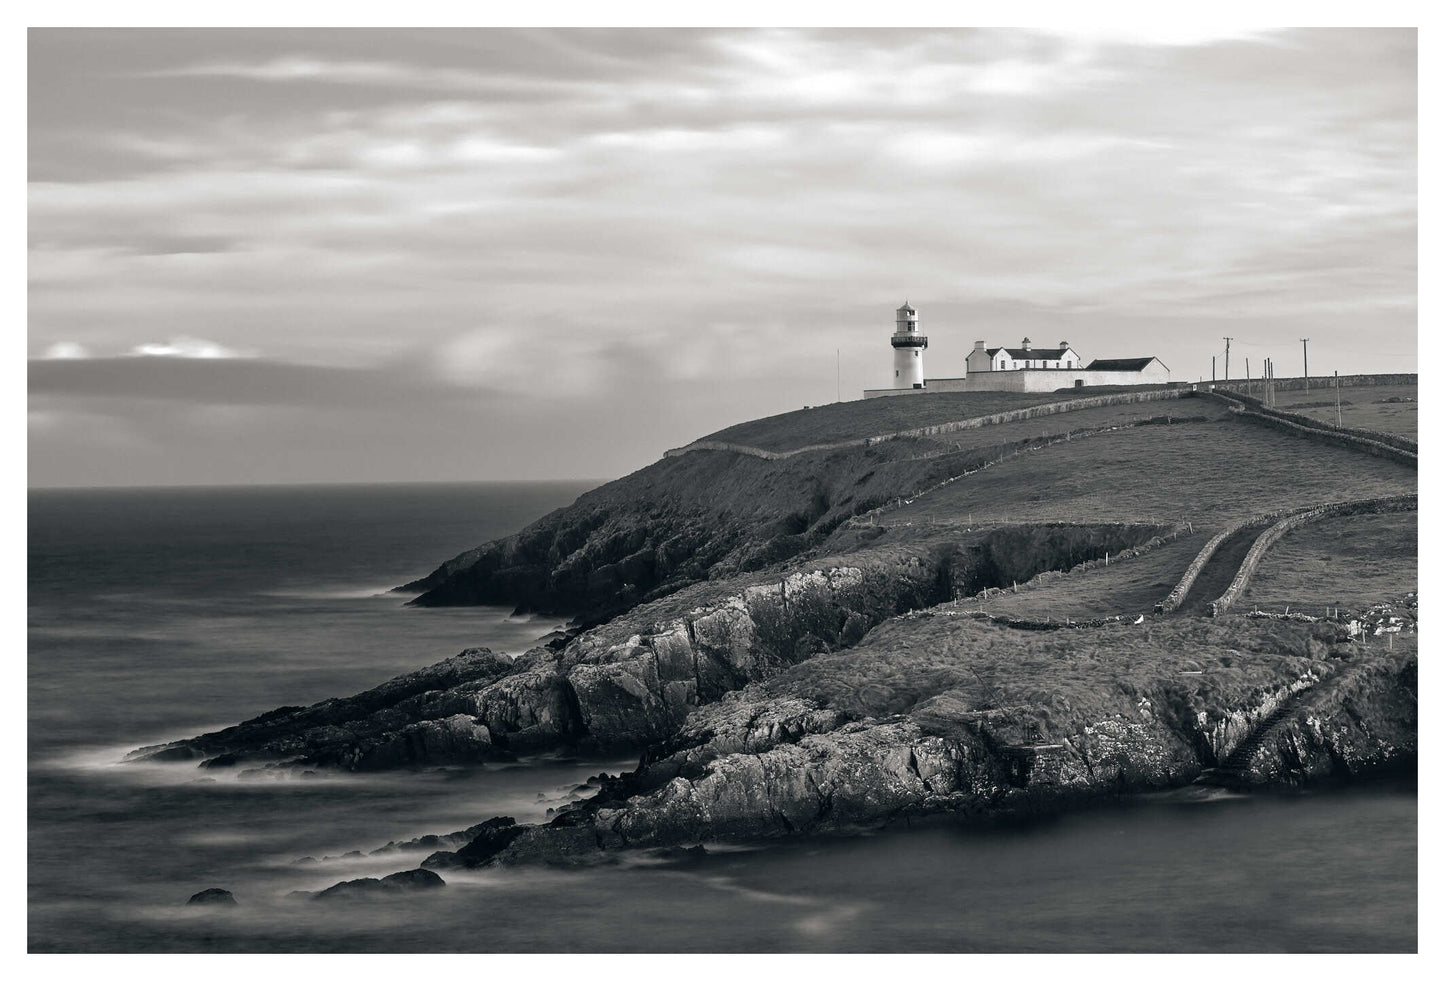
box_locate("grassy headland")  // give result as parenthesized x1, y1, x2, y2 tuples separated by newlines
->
(137, 378, 1418, 873)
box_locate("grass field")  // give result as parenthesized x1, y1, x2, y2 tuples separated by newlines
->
(922, 397, 1230, 453)
(1271, 385, 1417, 438)
(873, 416, 1416, 529)
(1242, 511, 1417, 616)
(970, 533, 1207, 621)
(703, 390, 1094, 452)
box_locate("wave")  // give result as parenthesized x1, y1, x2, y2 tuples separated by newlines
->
(255, 584, 407, 601)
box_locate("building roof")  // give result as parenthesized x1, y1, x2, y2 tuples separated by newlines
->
(897, 302, 915, 313)
(987, 347, 1072, 360)
(1085, 357, 1163, 371)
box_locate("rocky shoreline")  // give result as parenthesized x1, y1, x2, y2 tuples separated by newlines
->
(131, 392, 1417, 895)
(134, 588, 1417, 884)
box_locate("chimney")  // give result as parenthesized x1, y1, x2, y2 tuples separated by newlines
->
(1021, 337, 1032, 352)
(1059, 340, 1069, 350)
(973, 340, 987, 350)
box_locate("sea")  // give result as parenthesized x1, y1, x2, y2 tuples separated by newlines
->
(27, 482, 1417, 953)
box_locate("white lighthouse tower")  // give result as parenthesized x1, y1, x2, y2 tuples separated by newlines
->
(890, 302, 927, 389)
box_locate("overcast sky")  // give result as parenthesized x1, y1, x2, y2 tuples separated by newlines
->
(28, 27, 1417, 488)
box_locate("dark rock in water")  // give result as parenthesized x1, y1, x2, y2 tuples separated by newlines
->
(655, 844, 708, 865)
(452, 816, 525, 867)
(186, 888, 236, 905)
(421, 816, 523, 870)
(380, 868, 445, 891)
(369, 819, 498, 857)
(314, 868, 445, 900)
(315, 877, 386, 900)
(488, 825, 612, 867)
(420, 849, 464, 870)
(145, 745, 208, 763)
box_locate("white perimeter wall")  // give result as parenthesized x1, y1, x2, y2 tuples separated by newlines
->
(863, 363, 1169, 398)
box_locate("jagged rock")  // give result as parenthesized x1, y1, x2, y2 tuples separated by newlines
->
(129, 648, 518, 768)
(421, 816, 524, 869)
(1232, 655, 1416, 786)
(186, 888, 236, 905)
(348, 714, 493, 770)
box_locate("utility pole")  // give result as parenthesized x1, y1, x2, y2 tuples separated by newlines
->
(1246, 358, 1251, 396)
(1335, 370, 1342, 428)
(1301, 338, 1310, 392)
(1223, 337, 1232, 381)
(1212, 356, 1216, 384)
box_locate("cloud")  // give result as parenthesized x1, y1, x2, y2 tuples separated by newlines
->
(42, 341, 89, 359)
(26, 28, 1416, 486)
(131, 336, 252, 359)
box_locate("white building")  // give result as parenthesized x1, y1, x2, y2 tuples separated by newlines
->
(966, 339, 1082, 373)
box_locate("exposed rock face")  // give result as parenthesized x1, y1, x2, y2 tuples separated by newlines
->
(129, 648, 517, 769)
(186, 888, 236, 905)
(127, 553, 955, 768)
(1234, 655, 1416, 786)
(344, 714, 494, 770)
(458, 622, 1417, 865)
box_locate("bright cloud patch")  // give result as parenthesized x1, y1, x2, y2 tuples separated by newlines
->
(131, 337, 251, 359)
(42, 341, 90, 359)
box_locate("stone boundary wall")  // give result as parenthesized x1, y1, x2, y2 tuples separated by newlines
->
(1209, 495, 1418, 618)
(1209, 373, 1416, 395)
(1219, 405, 1418, 468)
(1153, 508, 1307, 614)
(660, 439, 789, 461)
(864, 389, 1186, 446)
(1208, 389, 1418, 455)
(665, 388, 1189, 462)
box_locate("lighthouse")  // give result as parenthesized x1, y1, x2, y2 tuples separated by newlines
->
(890, 302, 928, 389)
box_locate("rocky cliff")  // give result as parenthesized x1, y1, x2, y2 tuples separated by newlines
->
(420, 619, 1416, 868)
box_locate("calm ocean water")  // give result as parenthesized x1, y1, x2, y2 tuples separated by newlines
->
(28, 483, 1417, 953)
